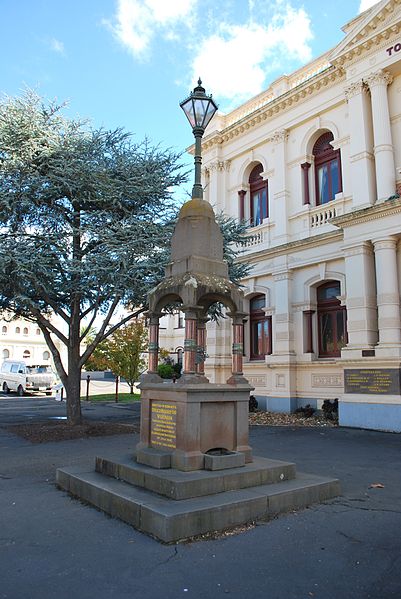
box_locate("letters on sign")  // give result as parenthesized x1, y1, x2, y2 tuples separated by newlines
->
(386, 43, 401, 56)
(150, 401, 177, 449)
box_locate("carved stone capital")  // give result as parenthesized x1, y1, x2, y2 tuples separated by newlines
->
(208, 160, 231, 172)
(365, 70, 393, 89)
(373, 237, 398, 251)
(344, 80, 367, 101)
(271, 129, 289, 144)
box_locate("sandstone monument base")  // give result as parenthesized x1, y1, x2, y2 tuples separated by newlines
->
(56, 451, 340, 543)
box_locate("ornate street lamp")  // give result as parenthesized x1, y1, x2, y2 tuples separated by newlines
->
(180, 79, 218, 200)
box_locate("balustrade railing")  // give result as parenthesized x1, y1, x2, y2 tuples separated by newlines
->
(310, 206, 337, 228)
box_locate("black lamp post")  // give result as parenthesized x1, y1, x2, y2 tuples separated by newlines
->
(180, 79, 218, 200)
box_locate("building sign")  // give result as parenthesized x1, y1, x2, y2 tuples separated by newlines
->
(150, 402, 177, 449)
(344, 369, 401, 395)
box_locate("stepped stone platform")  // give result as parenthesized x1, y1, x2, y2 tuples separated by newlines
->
(56, 453, 340, 543)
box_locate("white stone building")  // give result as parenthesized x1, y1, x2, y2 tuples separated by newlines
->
(0, 316, 67, 370)
(190, 0, 401, 432)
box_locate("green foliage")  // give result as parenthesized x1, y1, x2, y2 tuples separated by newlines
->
(84, 340, 110, 372)
(157, 363, 175, 379)
(86, 321, 148, 392)
(0, 90, 251, 423)
(0, 91, 185, 423)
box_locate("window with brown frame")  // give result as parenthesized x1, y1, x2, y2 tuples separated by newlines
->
(317, 281, 347, 358)
(313, 132, 342, 205)
(250, 295, 272, 360)
(249, 164, 268, 226)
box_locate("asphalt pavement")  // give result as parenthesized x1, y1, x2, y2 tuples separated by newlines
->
(1, 397, 400, 599)
(0, 394, 140, 425)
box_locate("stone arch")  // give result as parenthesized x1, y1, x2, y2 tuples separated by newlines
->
(243, 284, 271, 307)
(152, 293, 184, 315)
(301, 121, 340, 158)
(238, 156, 268, 187)
(304, 271, 346, 304)
(198, 292, 239, 315)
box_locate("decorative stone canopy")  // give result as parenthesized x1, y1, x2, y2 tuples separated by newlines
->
(148, 198, 245, 317)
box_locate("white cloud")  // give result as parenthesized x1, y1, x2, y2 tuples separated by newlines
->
(49, 38, 65, 54)
(108, 0, 197, 58)
(190, 5, 313, 106)
(359, 0, 380, 13)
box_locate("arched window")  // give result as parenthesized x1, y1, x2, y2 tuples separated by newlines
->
(43, 351, 50, 360)
(2, 349, 9, 359)
(249, 164, 268, 226)
(176, 348, 183, 366)
(15, 327, 20, 334)
(23, 327, 29, 335)
(36, 328, 41, 335)
(23, 350, 31, 360)
(2, 325, 7, 334)
(317, 281, 347, 357)
(313, 132, 342, 205)
(250, 295, 272, 360)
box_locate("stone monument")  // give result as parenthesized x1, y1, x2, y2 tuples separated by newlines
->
(136, 196, 252, 472)
(56, 82, 340, 542)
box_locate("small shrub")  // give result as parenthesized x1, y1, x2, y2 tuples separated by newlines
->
(157, 363, 175, 379)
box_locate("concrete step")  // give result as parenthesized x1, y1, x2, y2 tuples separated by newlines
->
(56, 465, 340, 543)
(95, 454, 297, 500)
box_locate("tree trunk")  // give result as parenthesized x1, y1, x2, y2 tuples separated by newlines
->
(130, 383, 134, 394)
(65, 362, 82, 425)
(66, 204, 83, 426)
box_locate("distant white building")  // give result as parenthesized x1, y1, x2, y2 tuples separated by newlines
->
(0, 315, 67, 368)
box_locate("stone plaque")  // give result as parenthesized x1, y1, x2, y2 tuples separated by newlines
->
(344, 369, 401, 395)
(150, 402, 177, 449)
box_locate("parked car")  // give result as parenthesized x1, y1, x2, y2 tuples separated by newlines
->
(0, 360, 57, 396)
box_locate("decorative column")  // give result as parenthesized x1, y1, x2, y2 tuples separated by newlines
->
(148, 313, 161, 374)
(365, 71, 395, 202)
(272, 268, 294, 356)
(227, 314, 248, 385)
(372, 237, 401, 355)
(301, 162, 311, 205)
(271, 129, 290, 244)
(341, 242, 377, 357)
(238, 190, 246, 221)
(196, 317, 208, 376)
(303, 310, 314, 353)
(208, 160, 231, 213)
(345, 80, 376, 207)
(182, 309, 198, 375)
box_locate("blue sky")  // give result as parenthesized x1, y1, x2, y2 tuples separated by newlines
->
(1, 0, 379, 198)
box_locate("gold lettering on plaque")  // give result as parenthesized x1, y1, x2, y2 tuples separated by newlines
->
(151, 402, 177, 449)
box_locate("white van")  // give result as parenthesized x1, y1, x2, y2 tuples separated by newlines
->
(0, 360, 56, 396)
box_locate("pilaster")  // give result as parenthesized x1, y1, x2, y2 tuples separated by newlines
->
(341, 242, 378, 358)
(271, 129, 290, 244)
(372, 236, 401, 357)
(365, 70, 395, 202)
(344, 80, 376, 207)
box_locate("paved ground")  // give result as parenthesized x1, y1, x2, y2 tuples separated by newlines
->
(0, 394, 140, 425)
(1, 398, 401, 599)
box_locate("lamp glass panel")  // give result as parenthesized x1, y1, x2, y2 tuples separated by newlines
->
(193, 99, 208, 127)
(181, 98, 196, 127)
(203, 101, 217, 128)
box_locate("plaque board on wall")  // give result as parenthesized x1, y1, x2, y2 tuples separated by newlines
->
(344, 369, 401, 395)
(150, 401, 177, 449)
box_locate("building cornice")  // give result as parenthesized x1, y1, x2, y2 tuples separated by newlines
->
(237, 230, 343, 265)
(330, 196, 401, 228)
(197, 66, 345, 153)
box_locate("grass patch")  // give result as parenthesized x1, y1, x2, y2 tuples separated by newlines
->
(81, 393, 141, 403)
